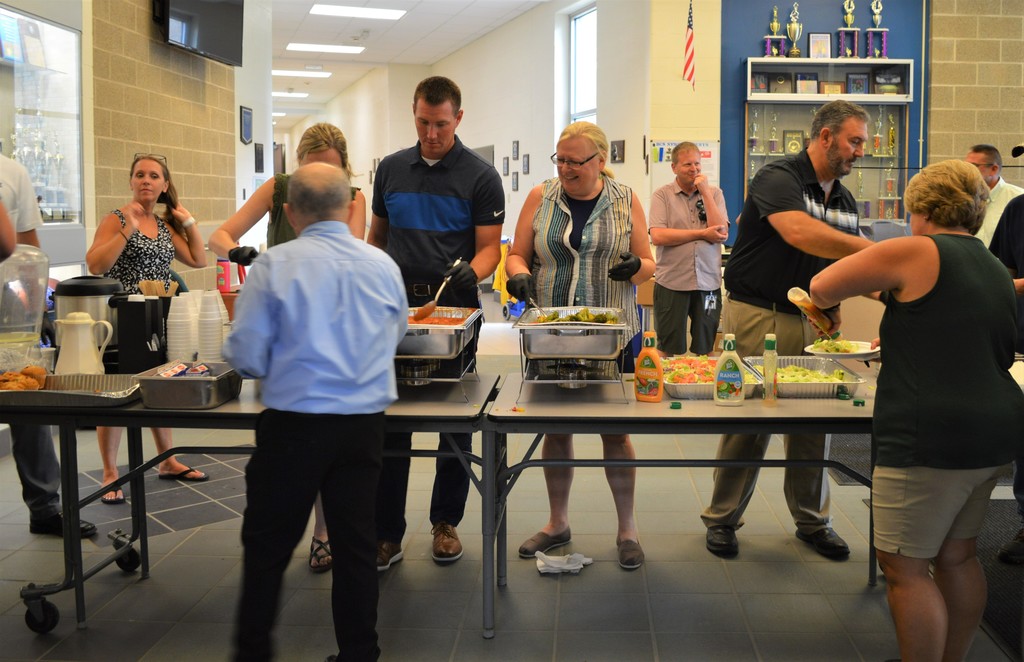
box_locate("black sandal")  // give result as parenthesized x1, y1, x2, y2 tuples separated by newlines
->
(308, 537, 332, 573)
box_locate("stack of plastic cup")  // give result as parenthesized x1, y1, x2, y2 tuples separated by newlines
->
(165, 295, 196, 362)
(197, 290, 225, 362)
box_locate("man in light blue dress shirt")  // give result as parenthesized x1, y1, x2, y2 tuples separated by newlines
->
(226, 162, 407, 662)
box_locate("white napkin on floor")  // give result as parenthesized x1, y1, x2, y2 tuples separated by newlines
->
(534, 550, 593, 574)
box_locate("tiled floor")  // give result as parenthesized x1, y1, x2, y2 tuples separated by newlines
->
(0, 298, 1015, 661)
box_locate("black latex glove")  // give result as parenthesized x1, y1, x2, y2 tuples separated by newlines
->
(608, 252, 641, 281)
(444, 260, 478, 293)
(40, 316, 55, 348)
(506, 273, 533, 302)
(228, 245, 259, 266)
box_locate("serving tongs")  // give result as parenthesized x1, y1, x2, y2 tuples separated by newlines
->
(527, 297, 551, 319)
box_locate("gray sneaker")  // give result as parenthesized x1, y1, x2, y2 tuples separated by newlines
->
(997, 528, 1024, 564)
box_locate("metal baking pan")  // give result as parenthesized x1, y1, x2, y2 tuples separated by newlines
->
(0, 373, 140, 407)
(744, 356, 865, 398)
(663, 359, 761, 400)
(136, 361, 242, 409)
(397, 307, 481, 360)
(515, 306, 626, 360)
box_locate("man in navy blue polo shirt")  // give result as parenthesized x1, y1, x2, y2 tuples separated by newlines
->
(368, 76, 504, 569)
(701, 100, 874, 560)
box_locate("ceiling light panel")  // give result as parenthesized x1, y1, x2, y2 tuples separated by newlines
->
(310, 5, 406, 20)
(272, 91, 310, 98)
(287, 43, 365, 54)
(272, 69, 333, 78)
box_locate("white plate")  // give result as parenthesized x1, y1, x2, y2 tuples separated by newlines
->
(803, 340, 880, 361)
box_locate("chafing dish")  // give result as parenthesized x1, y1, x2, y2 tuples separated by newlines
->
(515, 306, 626, 360)
(397, 307, 482, 360)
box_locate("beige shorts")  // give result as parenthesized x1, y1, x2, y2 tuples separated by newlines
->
(872, 464, 1008, 558)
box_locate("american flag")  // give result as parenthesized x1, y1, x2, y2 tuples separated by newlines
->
(683, 0, 696, 89)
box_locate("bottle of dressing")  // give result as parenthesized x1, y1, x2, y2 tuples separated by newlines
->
(634, 331, 664, 403)
(714, 333, 745, 406)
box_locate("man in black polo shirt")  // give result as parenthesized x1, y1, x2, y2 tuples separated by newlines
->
(368, 76, 504, 569)
(702, 100, 873, 559)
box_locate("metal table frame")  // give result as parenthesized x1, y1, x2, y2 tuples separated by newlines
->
(0, 375, 499, 633)
(479, 370, 876, 638)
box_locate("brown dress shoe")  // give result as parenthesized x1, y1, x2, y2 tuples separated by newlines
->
(431, 522, 463, 563)
(376, 541, 403, 571)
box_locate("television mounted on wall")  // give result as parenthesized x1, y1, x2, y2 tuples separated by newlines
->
(152, 0, 243, 67)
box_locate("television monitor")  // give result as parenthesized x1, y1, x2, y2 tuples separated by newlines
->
(152, 0, 243, 67)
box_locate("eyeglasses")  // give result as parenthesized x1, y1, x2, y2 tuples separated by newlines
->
(695, 197, 707, 223)
(967, 161, 994, 169)
(550, 152, 599, 169)
(134, 153, 167, 165)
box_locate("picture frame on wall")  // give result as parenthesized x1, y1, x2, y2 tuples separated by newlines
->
(502, 156, 509, 176)
(846, 73, 869, 94)
(769, 72, 793, 93)
(512, 140, 519, 160)
(512, 172, 519, 191)
(522, 153, 530, 174)
(750, 72, 768, 93)
(239, 106, 253, 145)
(809, 33, 831, 59)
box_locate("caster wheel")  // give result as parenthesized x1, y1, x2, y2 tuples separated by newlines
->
(502, 304, 511, 320)
(24, 599, 59, 633)
(115, 547, 141, 572)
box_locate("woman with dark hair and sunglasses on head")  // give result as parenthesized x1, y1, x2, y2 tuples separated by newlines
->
(86, 153, 209, 504)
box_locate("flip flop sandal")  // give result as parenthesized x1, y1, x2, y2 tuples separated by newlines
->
(101, 489, 125, 505)
(309, 537, 332, 573)
(158, 466, 209, 482)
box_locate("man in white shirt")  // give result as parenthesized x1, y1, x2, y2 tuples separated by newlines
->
(0, 153, 96, 538)
(965, 144, 1024, 247)
(648, 142, 729, 355)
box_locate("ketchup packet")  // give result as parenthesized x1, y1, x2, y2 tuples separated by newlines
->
(158, 363, 189, 377)
(184, 364, 211, 377)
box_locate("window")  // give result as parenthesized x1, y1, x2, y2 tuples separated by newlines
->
(570, 6, 596, 124)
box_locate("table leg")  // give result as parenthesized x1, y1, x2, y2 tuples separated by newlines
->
(481, 428, 496, 639)
(126, 427, 150, 577)
(62, 422, 87, 628)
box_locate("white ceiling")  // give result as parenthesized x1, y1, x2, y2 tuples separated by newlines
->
(270, 0, 548, 130)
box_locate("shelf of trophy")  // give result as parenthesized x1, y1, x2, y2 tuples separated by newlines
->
(747, 57, 913, 105)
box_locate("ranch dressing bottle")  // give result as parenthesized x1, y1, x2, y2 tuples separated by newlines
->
(714, 333, 745, 406)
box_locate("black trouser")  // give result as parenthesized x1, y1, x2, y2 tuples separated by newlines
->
(234, 409, 384, 662)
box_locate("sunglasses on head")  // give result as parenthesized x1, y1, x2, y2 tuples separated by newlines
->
(134, 153, 167, 165)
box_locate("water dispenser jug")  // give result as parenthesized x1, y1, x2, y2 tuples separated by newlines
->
(0, 244, 48, 369)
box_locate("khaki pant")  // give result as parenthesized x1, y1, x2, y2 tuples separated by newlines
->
(700, 296, 832, 534)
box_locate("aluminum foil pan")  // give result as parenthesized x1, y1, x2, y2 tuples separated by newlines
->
(663, 363, 762, 400)
(397, 307, 482, 359)
(744, 356, 865, 398)
(515, 306, 626, 360)
(0, 373, 139, 407)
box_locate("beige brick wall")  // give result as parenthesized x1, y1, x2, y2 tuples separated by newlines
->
(929, 2, 1024, 186)
(92, 0, 235, 287)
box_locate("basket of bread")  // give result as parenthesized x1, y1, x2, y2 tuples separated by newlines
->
(0, 366, 139, 407)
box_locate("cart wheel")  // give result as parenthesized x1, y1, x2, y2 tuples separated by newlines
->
(502, 304, 511, 320)
(115, 547, 141, 573)
(24, 599, 59, 633)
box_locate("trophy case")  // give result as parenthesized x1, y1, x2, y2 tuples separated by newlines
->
(745, 57, 913, 227)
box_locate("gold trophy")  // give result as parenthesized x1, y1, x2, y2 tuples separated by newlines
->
(786, 3, 803, 58)
(839, 0, 860, 57)
(887, 113, 896, 155)
(770, 6, 781, 35)
(871, 0, 883, 27)
(844, 0, 855, 27)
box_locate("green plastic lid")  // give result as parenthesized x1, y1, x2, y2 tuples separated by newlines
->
(722, 333, 736, 352)
(764, 333, 776, 351)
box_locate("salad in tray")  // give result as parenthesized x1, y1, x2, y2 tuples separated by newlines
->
(662, 356, 758, 385)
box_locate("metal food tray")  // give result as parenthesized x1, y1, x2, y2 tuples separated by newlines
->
(0, 373, 140, 407)
(397, 307, 482, 360)
(744, 356, 865, 399)
(515, 306, 626, 360)
(135, 361, 243, 409)
(663, 364, 762, 400)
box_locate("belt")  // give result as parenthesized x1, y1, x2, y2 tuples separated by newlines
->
(407, 283, 438, 297)
(728, 291, 799, 315)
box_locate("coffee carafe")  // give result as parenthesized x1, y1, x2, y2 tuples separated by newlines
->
(54, 312, 112, 375)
